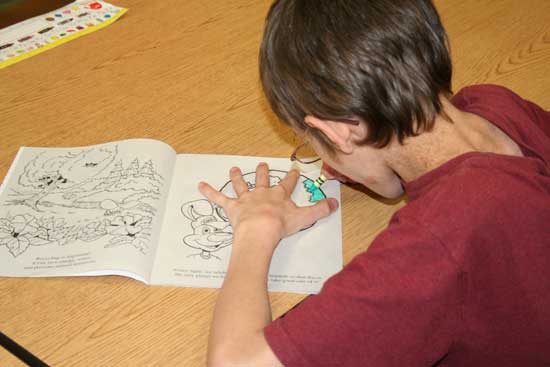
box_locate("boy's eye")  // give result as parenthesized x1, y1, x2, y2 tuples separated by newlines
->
(202, 228, 210, 234)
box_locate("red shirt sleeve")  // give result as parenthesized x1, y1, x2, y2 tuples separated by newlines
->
(520, 97, 550, 138)
(264, 216, 463, 366)
(263, 84, 550, 366)
(452, 85, 550, 160)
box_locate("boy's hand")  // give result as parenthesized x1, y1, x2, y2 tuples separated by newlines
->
(198, 162, 338, 248)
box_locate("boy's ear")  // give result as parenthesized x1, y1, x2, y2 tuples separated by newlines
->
(304, 115, 356, 154)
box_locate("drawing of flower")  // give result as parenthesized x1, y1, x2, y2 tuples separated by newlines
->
(0, 215, 50, 257)
(106, 214, 152, 254)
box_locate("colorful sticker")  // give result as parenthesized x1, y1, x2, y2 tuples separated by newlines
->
(0, 1, 127, 66)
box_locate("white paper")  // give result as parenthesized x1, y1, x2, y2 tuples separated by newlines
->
(151, 154, 342, 294)
(0, 139, 176, 280)
(0, 140, 343, 294)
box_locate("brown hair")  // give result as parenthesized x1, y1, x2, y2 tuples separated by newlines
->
(259, 0, 453, 149)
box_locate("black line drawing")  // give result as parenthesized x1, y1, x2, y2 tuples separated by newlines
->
(180, 169, 322, 260)
(0, 145, 165, 257)
(104, 214, 153, 254)
(181, 199, 233, 260)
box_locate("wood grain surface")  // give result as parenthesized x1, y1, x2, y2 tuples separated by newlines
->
(1, 0, 549, 365)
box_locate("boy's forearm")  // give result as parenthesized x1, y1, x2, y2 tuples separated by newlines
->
(207, 229, 278, 366)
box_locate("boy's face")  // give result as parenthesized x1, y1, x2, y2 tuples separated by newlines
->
(308, 131, 405, 199)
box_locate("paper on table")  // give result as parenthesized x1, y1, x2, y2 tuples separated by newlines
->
(0, 139, 343, 294)
(151, 155, 343, 294)
(0, 139, 177, 281)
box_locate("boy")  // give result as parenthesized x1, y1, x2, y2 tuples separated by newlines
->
(200, 0, 550, 365)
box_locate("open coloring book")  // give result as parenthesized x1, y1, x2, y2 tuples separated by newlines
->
(0, 139, 342, 294)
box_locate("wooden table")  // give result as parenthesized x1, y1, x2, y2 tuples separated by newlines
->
(1, 1, 549, 365)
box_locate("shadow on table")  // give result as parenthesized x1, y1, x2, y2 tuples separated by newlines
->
(0, 0, 74, 29)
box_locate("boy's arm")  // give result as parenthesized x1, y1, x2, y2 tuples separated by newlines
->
(199, 164, 338, 366)
(206, 228, 282, 367)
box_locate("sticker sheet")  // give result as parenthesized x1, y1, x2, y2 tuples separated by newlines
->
(0, 1, 127, 69)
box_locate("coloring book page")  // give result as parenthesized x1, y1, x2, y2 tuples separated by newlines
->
(0, 139, 342, 294)
(0, 139, 176, 281)
(151, 154, 342, 294)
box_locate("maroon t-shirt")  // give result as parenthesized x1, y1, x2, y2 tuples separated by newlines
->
(264, 85, 550, 366)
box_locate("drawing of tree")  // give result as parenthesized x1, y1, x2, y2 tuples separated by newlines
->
(124, 158, 140, 177)
(140, 160, 155, 179)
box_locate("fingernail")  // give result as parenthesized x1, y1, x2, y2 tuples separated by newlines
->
(328, 198, 339, 211)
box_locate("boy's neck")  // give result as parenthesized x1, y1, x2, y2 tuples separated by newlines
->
(386, 97, 523, 183)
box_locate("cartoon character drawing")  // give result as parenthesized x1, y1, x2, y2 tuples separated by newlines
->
(214, 169, 325, 220)
(180, 169, 323, 260)
(181, 199, 232, 260)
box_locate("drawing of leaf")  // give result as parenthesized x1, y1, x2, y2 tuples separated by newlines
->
(0, 233, 18, 254)
(0, 218, 12, 232)
(0, 215, 43, 256)
(6, 236, 30, 257)
(0, 227, 11, 239)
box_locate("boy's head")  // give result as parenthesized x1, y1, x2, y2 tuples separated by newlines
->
(259, 0, 452, 151)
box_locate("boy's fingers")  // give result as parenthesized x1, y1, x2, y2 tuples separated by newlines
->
(297, 198, 339, 228)
(255, 162, 269, 188)
(198, 181, 229, 207)
(230, 167, 248, 195)
(280, 169, 299, 196)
